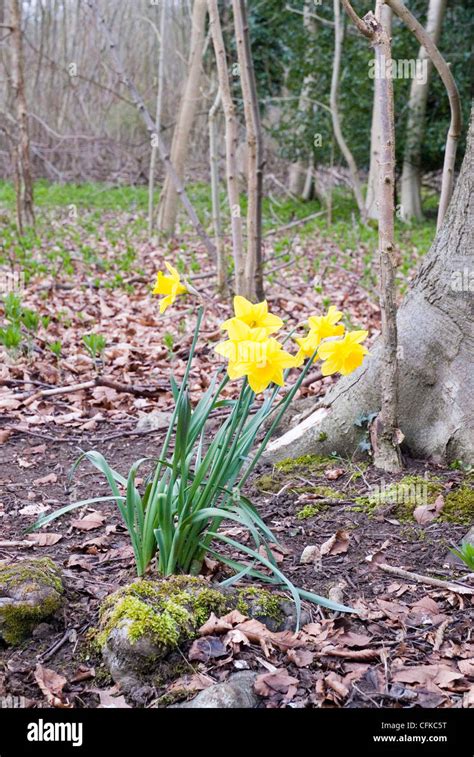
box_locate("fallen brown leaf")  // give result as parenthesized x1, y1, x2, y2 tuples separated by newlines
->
(34, 664, 69, 707)
(320, 529, 350, 556)
(33, 473, 58, 486)
(287, 648, 315, 668)
(324, 467, 345, 480)
(94, 687, 130, 708)
(70, 510, 105, 531)
(255, 670, 299, 702)
(414, 495, 444, 525)
(393, 664, 464, 690)
(188, 636, 228, 663)
(26, 533, 63, 546)
(199, 612, 232, 636)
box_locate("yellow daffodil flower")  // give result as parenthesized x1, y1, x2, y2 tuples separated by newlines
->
(294, 331, 321, 367)
(307, 306, 345, 342)
(153, 262, 187, 313)
(317, 330, 369, 376)
(215, 320, 268, 366)
(221, 296, 283, 337)
(294, 306, 345, 366)
(217, 333, 297, 394)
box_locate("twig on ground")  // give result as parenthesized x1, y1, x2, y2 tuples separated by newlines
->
(8, 376, 169, 406)
(378, 562, 474, 594)
(38, 628, 77, 663)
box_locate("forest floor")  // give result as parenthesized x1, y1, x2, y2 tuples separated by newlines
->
(0, 183, 472, 709)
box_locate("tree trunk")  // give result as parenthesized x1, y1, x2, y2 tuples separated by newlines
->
(400, 0, 447, 223)
(209, 88, 228, 295)
(370, 9, 402, 472)
(208, 0, 245, 294)
(330, 0, 366, 221)
(365, 1, 392, 221)
(288, 2, 317, 200)
(232, 0, 265, 301)
(8, 0, 35, 233)
(266, 109, 474, 467)
(148, 0, 167, 238)
(157, 0, 207, 235)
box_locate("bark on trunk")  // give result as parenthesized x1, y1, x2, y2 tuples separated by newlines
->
(365, 1, 392, 221)
(400, 0, 446, 223)
(288, 2, 317, 201)
(330, 0, 366, 221)
(371, 9, 402, 472)
(9, 0, 35, 233)
(157, 0, 207, 235)
(208, 0, 245, 294)
(266, 110, 474, 467)
(148, 0, 167, 238)
(232, 0, 265, 301)
(209, 88, 228, 295)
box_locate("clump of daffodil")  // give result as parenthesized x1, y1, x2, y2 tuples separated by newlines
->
(153, 262, 187, 313)
(221, 296, 283, 337)
(317, 330, 369, 376)
(294, 306, 345, 366)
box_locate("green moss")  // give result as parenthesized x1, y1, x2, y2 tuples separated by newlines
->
(0, 558, 63, 644)
(355, 475, 444, 522)
(236, 587, 284, 624)
(353, 477, 472, 526)
(442, 485, 474, 525)
(275, 454, 337, 474)
(297, 503, 329, 520)
(0, 557, 63, 593)
(254, 474, 281, 493)
(98, 577, 231, 651)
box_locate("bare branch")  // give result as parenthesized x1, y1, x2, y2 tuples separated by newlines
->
(385, 0, 462, 229)
(340, 0, 373, 37)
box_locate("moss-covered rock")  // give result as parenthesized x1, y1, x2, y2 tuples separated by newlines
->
(236, 587, 284, 630)
(98, 576, 233, 691)
(0, 557, 64, 645)
(98, 577, 306, 693)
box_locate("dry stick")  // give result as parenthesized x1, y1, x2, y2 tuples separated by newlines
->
(330, 0, 367, 222)
(10, 376, 168, 406)
(342, 1, 402, 473)
(384, 0, 461, 230)
(84, 0, 216, 263)
(378, 562, 474, 595)
(208, 0, 245, 291)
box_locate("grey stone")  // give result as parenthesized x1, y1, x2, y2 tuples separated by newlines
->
(0, 557, 63, 645)
(170, 672, 258, 709)
(135, 411, 173, 433)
